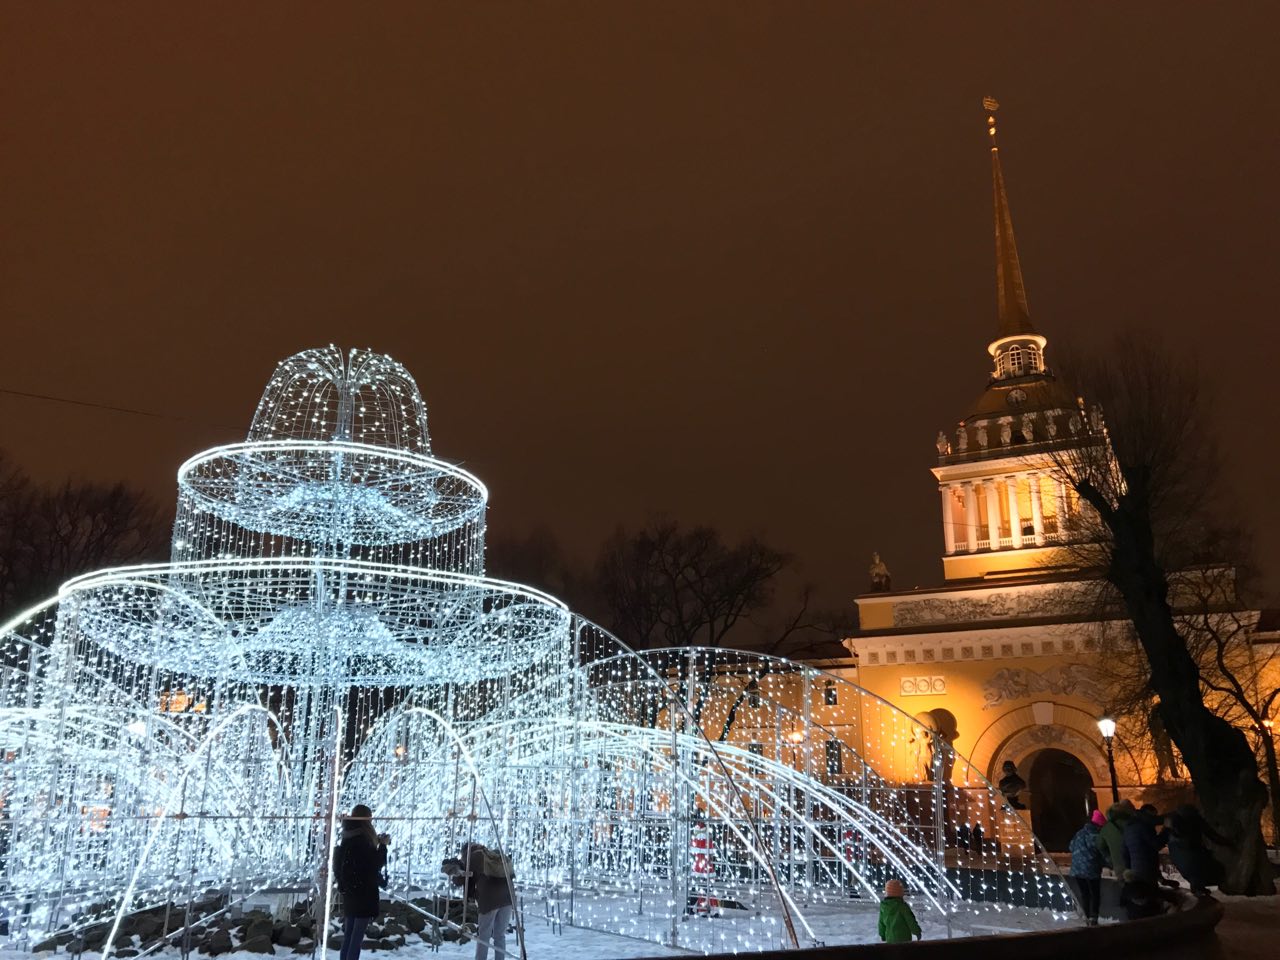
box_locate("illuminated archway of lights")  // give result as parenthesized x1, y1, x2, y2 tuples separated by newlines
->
(0, 346, 1078, 955)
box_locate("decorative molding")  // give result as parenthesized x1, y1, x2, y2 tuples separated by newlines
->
(981, 664, 1103, 709)
(854, 632, 1095, 667)
(900, 675, 946, 697)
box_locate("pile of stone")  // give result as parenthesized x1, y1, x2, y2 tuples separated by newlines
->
(33, 894, 476, 956)
(32, 895, 223, 957)
(328, 896, 475, 953)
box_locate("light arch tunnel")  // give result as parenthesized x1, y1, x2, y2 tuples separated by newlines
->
(334, 648, 1078, 929)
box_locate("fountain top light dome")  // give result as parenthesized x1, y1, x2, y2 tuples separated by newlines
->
(175, 346, 487, 557)
(250, 345, 432, 452)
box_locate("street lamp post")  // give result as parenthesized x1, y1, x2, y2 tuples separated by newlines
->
(1097, 715, 1120, 804)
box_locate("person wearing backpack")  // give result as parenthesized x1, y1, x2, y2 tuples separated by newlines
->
(332, 805, 389, 960)
(461, 842, 514, 960)
(1068, 809, 1107, 925)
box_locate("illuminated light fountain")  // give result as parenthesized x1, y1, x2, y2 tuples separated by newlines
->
(0, 347, 1078, 955)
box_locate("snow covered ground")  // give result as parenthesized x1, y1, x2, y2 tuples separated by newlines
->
(0, 894, 1074, 960)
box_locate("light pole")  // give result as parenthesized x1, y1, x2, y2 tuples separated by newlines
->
(1097, 715, 1120, 804)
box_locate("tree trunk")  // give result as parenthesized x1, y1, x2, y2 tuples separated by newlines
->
(1261, 732, 1280, 845)
(1107, 510, 1274, 894)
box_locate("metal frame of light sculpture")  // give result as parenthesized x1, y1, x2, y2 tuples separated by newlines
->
(0, 346, 1078, 957)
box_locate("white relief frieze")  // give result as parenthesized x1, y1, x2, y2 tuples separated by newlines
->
(981, 664, 1103, 709)
(892, 585, 1085, 628)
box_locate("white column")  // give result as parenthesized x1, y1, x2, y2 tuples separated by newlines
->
(963, 482, 979, 553)
(1055, 480, 1068, 539)
(983, 480, 1001, 549)
(1006, 476, 1023, 549)
(940, 486, 956, 555)
(1029, 473, 1045, 545)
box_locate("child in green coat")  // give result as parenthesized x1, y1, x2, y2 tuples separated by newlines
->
(878, 879, 922, 943)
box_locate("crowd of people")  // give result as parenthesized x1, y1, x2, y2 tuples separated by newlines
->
(1068, 799, 1228, 924)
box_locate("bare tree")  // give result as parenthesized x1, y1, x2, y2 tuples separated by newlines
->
(1092, 561, 1280, 841)
(0, 453, 169, 623)
(1181, 567, 1280, 843)
(486, 525, 599, 614)
(594, 518, 791, 651)
(1045, 337, 1275, 893)
(594, 519, 795, 723)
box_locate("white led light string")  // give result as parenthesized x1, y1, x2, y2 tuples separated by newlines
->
(0, 346, 1078, 956)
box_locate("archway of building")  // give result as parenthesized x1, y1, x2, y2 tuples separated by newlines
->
(1025, 747, 1095, 852)
(968, 702, 1145, 806)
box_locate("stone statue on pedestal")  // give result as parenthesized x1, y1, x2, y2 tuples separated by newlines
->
(869, 552, 892, 592)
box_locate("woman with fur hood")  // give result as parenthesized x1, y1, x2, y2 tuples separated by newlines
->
(333, 804, 390, 960)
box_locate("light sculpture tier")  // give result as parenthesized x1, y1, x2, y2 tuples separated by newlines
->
(0, 347, 1078, 955)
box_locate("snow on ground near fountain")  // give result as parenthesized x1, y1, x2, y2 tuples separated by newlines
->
(0, 897, 1074, 960)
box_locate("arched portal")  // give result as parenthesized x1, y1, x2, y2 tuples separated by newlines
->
(1027, 748, 1095, 851)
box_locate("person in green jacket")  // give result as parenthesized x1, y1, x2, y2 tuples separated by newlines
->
(879, 879, 922, 943)
(1096, 799, 1135, 876)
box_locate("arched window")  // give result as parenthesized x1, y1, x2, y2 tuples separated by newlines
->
(1026, 344, 1041, 372)
(1007, 345, 1025, 375)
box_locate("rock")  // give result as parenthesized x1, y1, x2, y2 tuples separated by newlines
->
(276, 925, 302, 947)
(82, 926, 109, 951)
(246, 918, 274, 942)
(365, 924, 383, 939)
(68, 939, 85, 953)
(380, 922, 406, 937)
(135, 916, 164, 941)
(116, 950, 139, 958)
(404, 913, 426, 934)
(326, 934, 344, 950)
(292, 943, 315, 954)
(32, 937, 59, 953)
(207, 929, 234, 956)
(241, 935, 275, 954)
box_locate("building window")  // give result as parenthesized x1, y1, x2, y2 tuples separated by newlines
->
(748, 742, 764, 756)
(747, 680, 760, 709)
(823, 682, 838, 706)
(1007, 344, 1025, 375)
(825, 740, 843, 776)
(1026, 344, 1041, 371)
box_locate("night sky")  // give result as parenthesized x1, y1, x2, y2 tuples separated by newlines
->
(2, 3, 1277, 608)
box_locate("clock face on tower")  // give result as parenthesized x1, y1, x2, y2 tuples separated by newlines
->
(1007, 388, 1028, 407)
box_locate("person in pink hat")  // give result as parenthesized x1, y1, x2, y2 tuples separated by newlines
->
(878, 878, 922, 943)
(1068, 809, 1107, 925)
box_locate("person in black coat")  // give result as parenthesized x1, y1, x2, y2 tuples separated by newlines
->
(1165, 804, 1229, 896)
(333, 804, 389, 960)
(1122, 804, 1166, 883)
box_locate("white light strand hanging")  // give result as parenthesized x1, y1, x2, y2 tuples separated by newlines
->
(0, 346, 1078, 955)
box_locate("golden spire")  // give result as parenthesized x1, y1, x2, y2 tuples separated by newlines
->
(985, 97, 1035, 338)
